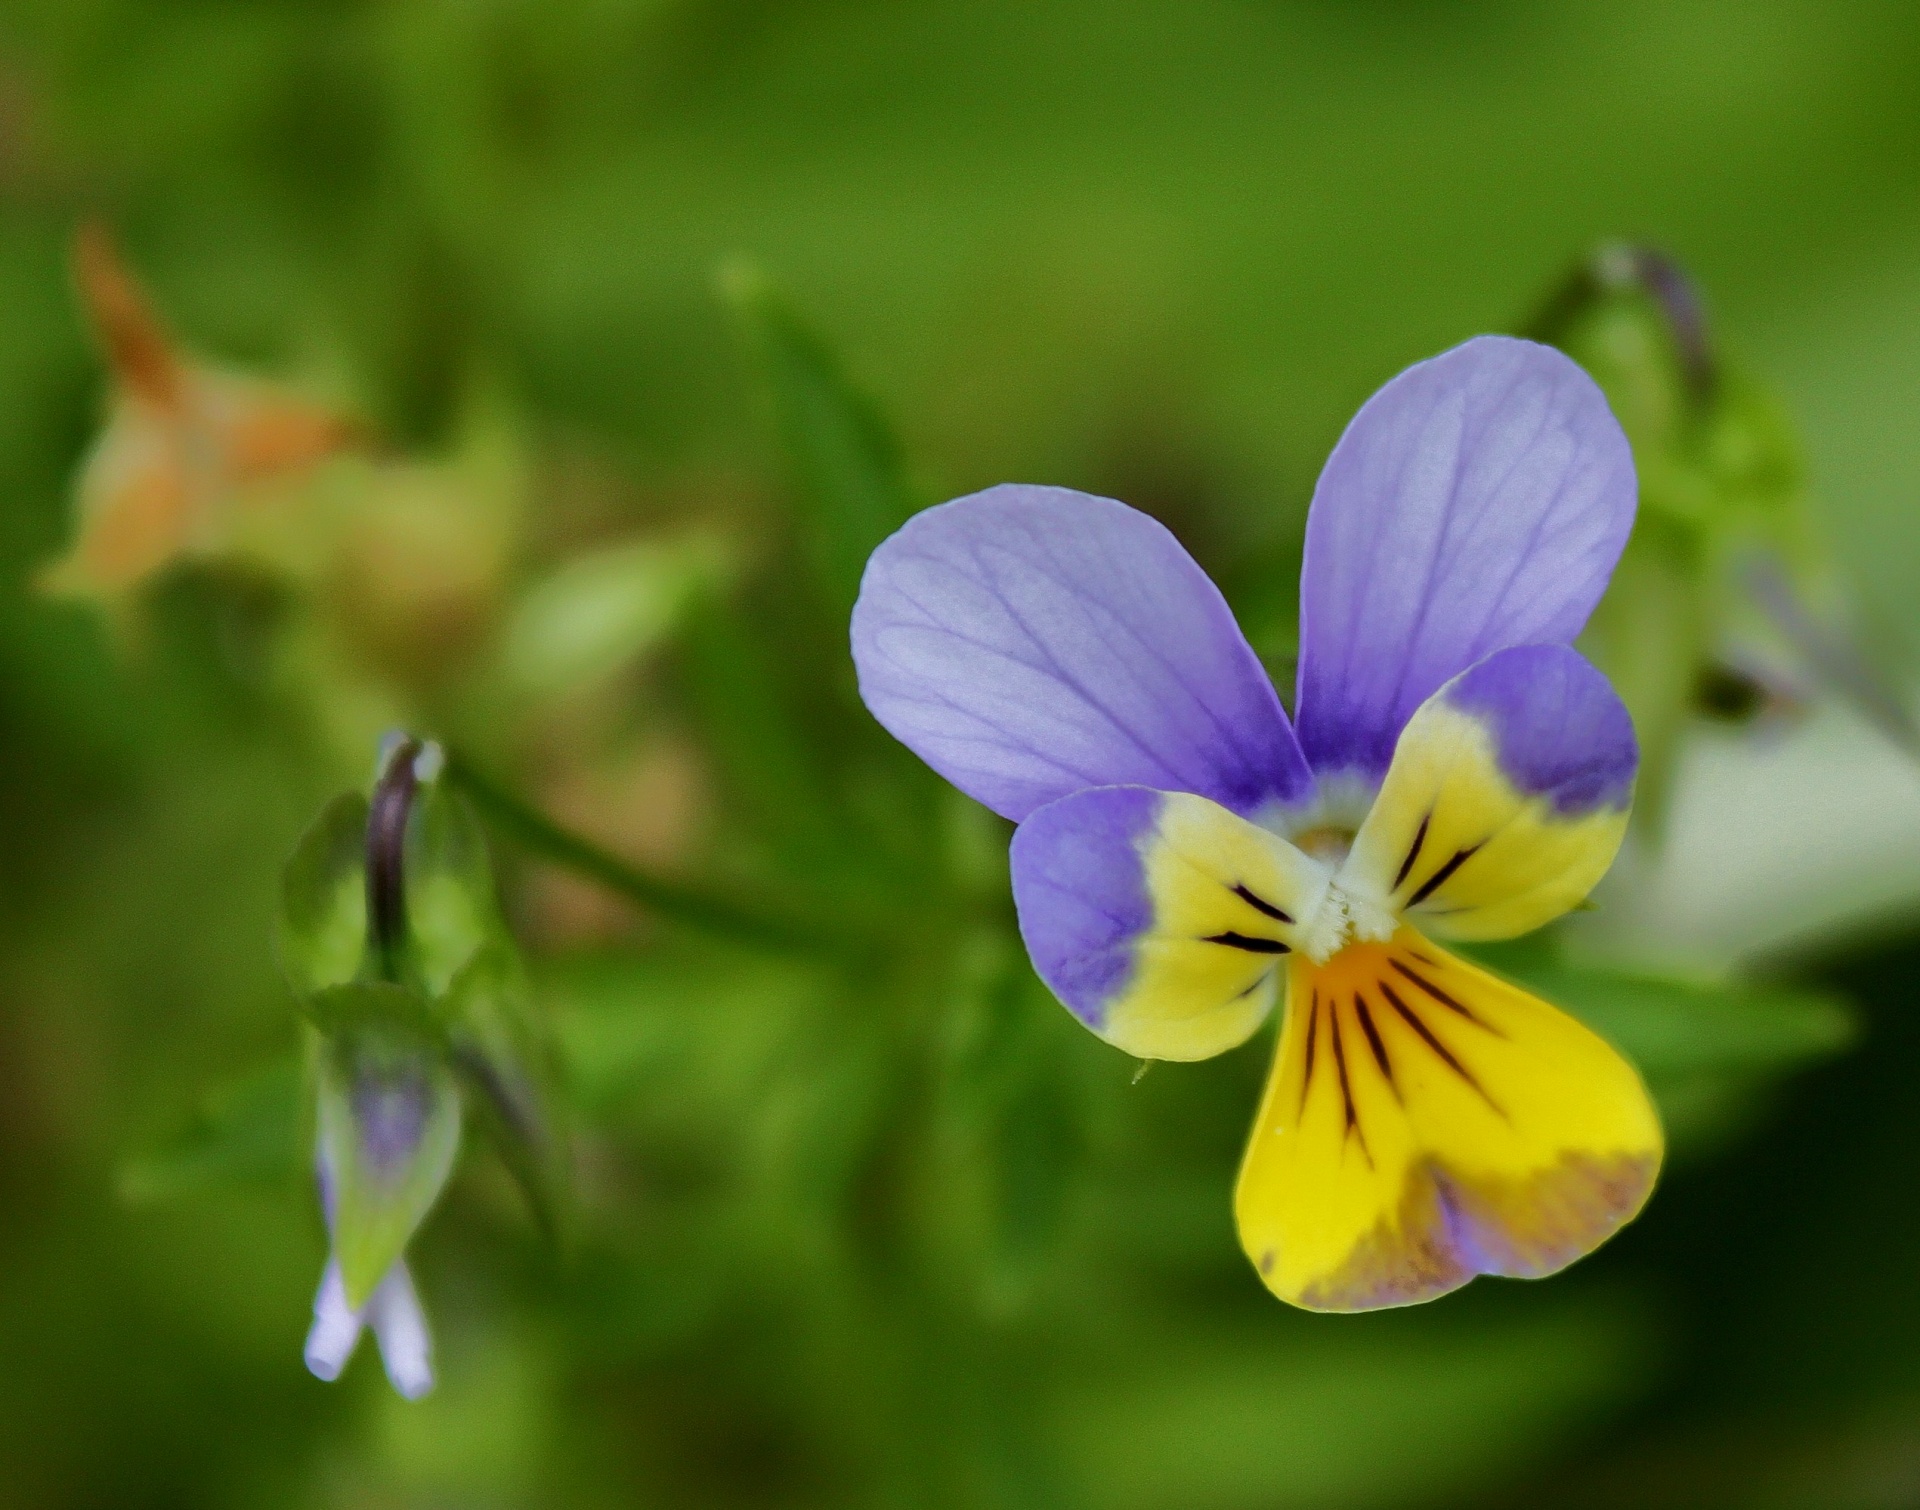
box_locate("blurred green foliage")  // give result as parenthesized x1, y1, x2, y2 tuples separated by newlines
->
(5, 3, 1920, 1508)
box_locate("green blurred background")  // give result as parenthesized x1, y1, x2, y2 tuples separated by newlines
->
(6, 2, 1920, 1506)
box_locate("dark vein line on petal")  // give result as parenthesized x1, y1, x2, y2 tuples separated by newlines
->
(1233, 883, 1293, 924)
(1392, 811, 1431, 894)
(1354, 992, 1399, 1103)
(1330, 1005, 1371, 1167)
(1407, 844, 1481, 907)
(1379, 981, 1504, 1119)
(1387, 957, 1503, 1036)
(1299, 989, 1321, 1118)
(1203, 931, 1291, 954)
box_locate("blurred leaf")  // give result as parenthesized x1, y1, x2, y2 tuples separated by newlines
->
(719, 261, 920, 617)
(1580, 516, 1707, 834)
(1536, 243, 1917, 832)
(546, 944, 830, 1122)
(277, 791, 370, 1000)
(1639, 1073, 1778, 1159)
(1515, 960, 1856, 1079)
(501, 534, 729, 700)
(314, 984, 463, 1308)
(444, 943, 570, 1237)
(939, 931, 1089, 1306)
(675, 588, 842, 865)
(118, 1058, 304, 1205)
(446, 748, 829, 949)
(403, 768, 498, 1000)
(1055, 1300, 1652, 1510)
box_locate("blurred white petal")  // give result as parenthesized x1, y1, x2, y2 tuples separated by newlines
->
(368, 1261, 434, 1400)
(1584, 701, 1920, 966)
(303, 1260, 363, 1383)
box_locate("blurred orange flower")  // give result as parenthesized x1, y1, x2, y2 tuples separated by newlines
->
(39, 222, 363, 599)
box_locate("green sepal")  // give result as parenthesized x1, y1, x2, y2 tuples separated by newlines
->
(277, 792, 371, 1000)
(401, 770, 500, 1001)
(718, 260, 920, 617)
(1579, 514, 1707, 834)
(441, 943, 572, 1238)
(312, 982, 463, 1309)
(304, 975, 443, 1041)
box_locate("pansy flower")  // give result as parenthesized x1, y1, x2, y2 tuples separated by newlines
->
(851, 336, 1661, 1310)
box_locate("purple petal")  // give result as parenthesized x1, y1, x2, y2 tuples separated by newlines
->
(853, 485, 1311, 821)
(1009, 786, 1160, 1033)
(1444, 645, 1636, 815)
(1010, 785, 1331, 1060)
(1338, 645, 1636, 943)
(1295, 337, 1636, 782)
(304, 1260, 363, 1383)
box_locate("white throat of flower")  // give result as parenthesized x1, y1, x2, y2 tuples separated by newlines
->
(1293, 872, 1398, 964)
(1253, 777, 1398, 965)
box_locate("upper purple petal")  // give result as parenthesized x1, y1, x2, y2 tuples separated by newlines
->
(1295, 336, 1636, 782)
(852, 484, 1312, 821)
(1442, 644, 1637, 815)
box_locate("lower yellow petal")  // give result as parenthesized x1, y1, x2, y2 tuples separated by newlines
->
(1234, 928, 1661, 1311)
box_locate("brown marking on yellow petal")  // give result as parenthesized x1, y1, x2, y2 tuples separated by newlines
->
(1237, 933, 1663, 1313)
(1292, 1149, 1658, 1313)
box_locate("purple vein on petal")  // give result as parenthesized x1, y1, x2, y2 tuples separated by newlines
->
(853, 484, 1313, 821)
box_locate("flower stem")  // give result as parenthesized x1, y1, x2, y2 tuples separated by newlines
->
(442, 750, 820, 952)
(364, 736, 422, 980)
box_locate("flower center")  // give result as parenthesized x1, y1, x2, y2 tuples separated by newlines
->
(1251, 786, 1396, 963)
(1289, 825, 1355, 865)
(1297, 873, 1399, 966)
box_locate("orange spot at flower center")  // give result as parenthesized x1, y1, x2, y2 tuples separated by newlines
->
(1290, 825, 1355, 865)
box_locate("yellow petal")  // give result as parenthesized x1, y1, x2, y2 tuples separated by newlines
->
(1235, 929, 1660, 1311)
(1337, 646, 1635, 942)
(1011, 787, 1335, 1062)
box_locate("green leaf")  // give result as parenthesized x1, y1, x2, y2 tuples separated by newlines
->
(277, 792, 371, 1000)
(938, 932, 1089, 1307)
(1055, 1300, 1651, 1510)
(315, 984, 463, 1309)
(117, 1058, 304, 1205)
(442, 943, 571, 1237)
(403, 769, 500, 1000)
(676, 588, 842, 864)
(1510, 960, 1857, 1079)
(719, 260, 920, 616)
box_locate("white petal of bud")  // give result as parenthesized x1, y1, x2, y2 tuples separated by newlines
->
(368, 1261, 435, 1400)
(303, 1260, 364, 1382)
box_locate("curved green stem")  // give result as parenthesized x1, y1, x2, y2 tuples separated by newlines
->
(443, 751, 821, 952)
